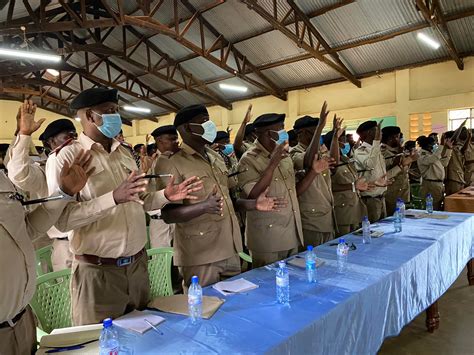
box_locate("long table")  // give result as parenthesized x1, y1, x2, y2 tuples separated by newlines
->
(124, 211, 474, 354)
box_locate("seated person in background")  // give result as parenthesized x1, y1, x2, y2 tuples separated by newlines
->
(327, 129, 369, 236)
(238, 112, 309, 267)
(0, 150, 91, 355)
(290, 102, 335, 247)
(445, 129, 469, 196)
(381, 126, 417, 215)
(417, 135, 453, 210)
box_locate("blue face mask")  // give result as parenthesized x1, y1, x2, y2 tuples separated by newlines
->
(222, 144, 234, 156)
(93, 111, 122, 139)
(432, 144, 439, 153)
(190, 120, 217, 143)
(271, 129, 289, 145)
(341, 142, 351, 156)
(319, 136, 324, 145)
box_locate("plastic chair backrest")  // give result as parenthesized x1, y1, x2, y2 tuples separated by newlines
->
(239, 252, 253, 264)
(147, 247, 173, 299)
(36, 245, 53, 276)
(30, 268, 72, 333)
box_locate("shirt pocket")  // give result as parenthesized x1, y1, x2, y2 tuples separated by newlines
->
(181, 169, 216, 202)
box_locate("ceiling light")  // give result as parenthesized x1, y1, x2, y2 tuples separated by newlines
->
(47, 69, 60, 76)
(123, 105, 151, 114)
(417, 33, 440, 50)
(219, 83, 248, 93)
(0, 48, 61, 62)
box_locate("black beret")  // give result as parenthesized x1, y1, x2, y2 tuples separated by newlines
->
(70, 88, 118, 110)
(39, 119, 76, 141)
(174, 104, 208, 127)
(293, 115, 319, 130)
(382, 126, 401, 138)
(244, 123, 255, 137)
(151, 125, 177, 138)
(253, 113, 285, 128)
(214, 131, 230, 142)
(288, 129, 297, 141)
(356, 120, 377, 134)
(323, 130, 334, 148)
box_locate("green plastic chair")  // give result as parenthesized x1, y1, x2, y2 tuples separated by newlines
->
(35, 245, 53, 276)
(30, 268, 72, 334)
(409, 183, 425, 209)
(147, 247, 174, 299)
(239, 252, 253, 264)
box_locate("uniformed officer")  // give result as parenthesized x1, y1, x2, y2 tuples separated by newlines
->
(417, 135, 453, 210)
(445, 130, 466, 195)
(381, 126, 417, 215)
(290, 105, 335, 247)
(49, 88, 203, 325)
(147, 125, 180, 248)
(324, 129, 369, 236)
(213, 130, 239, 174)
(237, 112, 305, 267)
(0, 149, 91, 355)
(354, 120, 395, 222)
(154, 105, 286, 289)
(464, 129, 474, 186)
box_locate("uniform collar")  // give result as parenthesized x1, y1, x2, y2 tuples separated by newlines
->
(181, 142, 217, 164)
(361, 141, 372, 148)
(78, 132, 121, 153)
(255, 139, 272, 157)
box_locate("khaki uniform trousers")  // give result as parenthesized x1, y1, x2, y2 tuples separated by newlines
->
(337, 224, 359, 238)
(250, 247, 299, 269)
(179, 254, 241, 292)
(51, 239, 73, 271)
(361, 196, 387, 223)
(71, 253, 150, 326)
(445, 180, 464, 196)
(302, 230, 334, 249)
(420, 181, 444, 211)
(0, 306, 36, 355)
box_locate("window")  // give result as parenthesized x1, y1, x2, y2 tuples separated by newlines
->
(448, 108, 473, 130)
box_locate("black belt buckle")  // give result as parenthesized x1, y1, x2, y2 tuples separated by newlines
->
(117, 256, 133, 267)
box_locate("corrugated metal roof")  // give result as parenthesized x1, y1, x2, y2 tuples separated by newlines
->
(293, 0, 342, 14)
(261, 57, 342, 88)
(164, 91, 208, 107)
(180, 56, 230, 81)
(207, 76, 263, 100)
(311, 0, 424, 47)
(338, 28, 450, 74)
(148, 34, 195, 60)
(234, 30, 307, 66)
(439, 0, 473, 14)
(139, 74, 177, 92)
(447, 16, 474, 54)
(201, 0, 271, 42)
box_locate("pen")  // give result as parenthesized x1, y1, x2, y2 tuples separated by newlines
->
(45, 345, 85, 353)
(143, 174, 173, 179)
(144, 319, 163, 335)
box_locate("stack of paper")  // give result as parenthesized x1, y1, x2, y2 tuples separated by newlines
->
(113, 310, 165, 334)
(287, 256, 325, 269)
(148, 295, 224, 319)
(39, 324, 102, 348)
(212, 278, 258, 296)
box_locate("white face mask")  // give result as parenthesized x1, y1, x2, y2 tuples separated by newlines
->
(189, 120, 217, 143)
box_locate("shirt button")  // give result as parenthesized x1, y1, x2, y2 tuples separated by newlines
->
(344, 170, 347, 173)
(293, 210, 297, 213)
(288, 188, 292, 192)
(323, 173, 327, 177)
(199, 232, 204, 236)
(311, 209, 315, 212)
(275, 178, 279, 181)
(269, 224, 273, 228)
(342, 203, 345, 206)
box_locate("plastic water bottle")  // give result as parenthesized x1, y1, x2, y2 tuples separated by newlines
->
(99, 318, 119, 355)
(426, 194, 434, 214)
(362, 216, 371, 244)
(188, 275, 202, 324)
(276, 261, 290, 304)
(336, 238, 349, 273)
(396, 198, 406, 220)
(305, 245, 317, 283)
(394, 207, 402, 233)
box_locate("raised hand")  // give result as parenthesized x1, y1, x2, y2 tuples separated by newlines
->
(113, 171, 149, 205)
(202, 185, 224, 215)
(317, 101, 330, 131)
(256, 187, 288, 212)
(59, 150, 95, 196)
(375, 119, 384, 141)
(312, 155, 330, 174)
(145, 134, 151, 145)
(373, 173, 393, 187)
(269, 142, 289, 168)
(244, 104, 253, 124)
(18, 100, 46, 136)
(333, 115, 345, 138)
(164, 175, 204, 201)
(444, 137, 454, 149)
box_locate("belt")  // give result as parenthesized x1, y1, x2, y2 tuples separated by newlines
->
(56, 237, 68, 241)
(424, 179, 443, 183)
(0, 308, 26, 329)
(362, 195, 385, 199)
(75, 249, 145, 267)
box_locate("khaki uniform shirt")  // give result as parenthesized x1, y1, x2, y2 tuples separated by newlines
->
(237, 141, 303, 253)
(154, 143, 242, 266)
(50, 133, 168, 258)
(418, 146, 452, 181)
(464, 140, 474, 184)
(354, 140, 387, 197)
(382, 145, 410, 202)
(446, 144, 465, 184)
(290, 143, 335, 233)
(331, 155, 366, 225)
(0, 171, 68, 322)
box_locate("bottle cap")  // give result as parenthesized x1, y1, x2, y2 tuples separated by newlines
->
(339, 238, 345, 244)
(395, 207, 400, 211)
(363, 215, 368, 221)
(307, 245, 313, 251)
(103, 318, 113, 328)
(278, 261, 286, 268)
(191, 275, 199, 284)
(427, 193, 432, 198)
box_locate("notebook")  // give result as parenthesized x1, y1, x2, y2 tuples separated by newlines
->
(113, 310, 165, 334)
(148, 295, 225, 319)
(287, 256, 325, 269)
(212, 278, 258, 296)
(39, 324, 102, 348)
